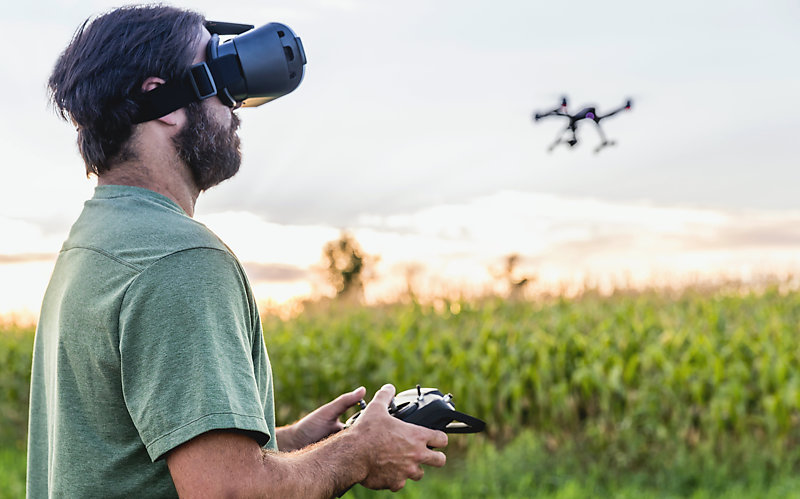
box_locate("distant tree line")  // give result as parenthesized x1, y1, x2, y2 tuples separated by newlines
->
(321, 232, 533, 302)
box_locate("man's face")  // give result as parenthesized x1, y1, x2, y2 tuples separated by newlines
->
(172, 27, 242, 191)
(173, 101, 241, 191)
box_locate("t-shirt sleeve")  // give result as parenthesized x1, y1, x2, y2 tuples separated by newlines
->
(118, 247, 270, 462)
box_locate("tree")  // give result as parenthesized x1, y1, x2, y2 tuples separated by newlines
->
(497, 253, 534, 301)
(321, 231, 375, 302)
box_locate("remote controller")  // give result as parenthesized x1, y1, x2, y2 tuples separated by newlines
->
(336, 385, 485, 497)
(343, 385, 485, 433)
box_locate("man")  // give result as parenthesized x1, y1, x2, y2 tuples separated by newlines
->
(27, 5, 446, 497)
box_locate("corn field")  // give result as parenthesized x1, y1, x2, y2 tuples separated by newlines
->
(3, 283, 800, 495)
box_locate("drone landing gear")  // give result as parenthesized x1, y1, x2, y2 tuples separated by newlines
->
(592, 123, 617, 154)
(594, 140, 616, 154)
(547, 126, 579, 153)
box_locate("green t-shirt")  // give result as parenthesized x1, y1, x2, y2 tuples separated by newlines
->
(27, 185, 277, 498)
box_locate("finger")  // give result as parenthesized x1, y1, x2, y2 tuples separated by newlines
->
(365, 384, 396, 413)
(390, 479, 406, 492)
(325, 386, 367, 416)
(422, 450, 447, 468)
(426, 429, 448, 449)
(409, 466, 425, 481)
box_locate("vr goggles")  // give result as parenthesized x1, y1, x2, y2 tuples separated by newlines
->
(133, 21, 306, 123)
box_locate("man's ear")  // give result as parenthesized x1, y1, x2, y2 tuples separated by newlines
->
(140, 76, 180, 126)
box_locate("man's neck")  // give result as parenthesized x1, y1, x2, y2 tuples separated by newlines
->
(98, 155, 200, 217)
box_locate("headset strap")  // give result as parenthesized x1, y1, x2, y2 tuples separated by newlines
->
(132, 54, 241, 123)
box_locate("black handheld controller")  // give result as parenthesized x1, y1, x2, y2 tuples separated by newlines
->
(336, 385, 484, 497)
(344, 385, 485, 433)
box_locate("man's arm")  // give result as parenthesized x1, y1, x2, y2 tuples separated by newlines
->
(168, 428, 365, 497)
(276, 387, 367, 452)
(167, 385, 448, 498)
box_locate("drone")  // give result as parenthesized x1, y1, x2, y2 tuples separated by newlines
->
(533, 96, 633, 153)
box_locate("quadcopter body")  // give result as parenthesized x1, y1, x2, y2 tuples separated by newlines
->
(533, 96, 632, 153)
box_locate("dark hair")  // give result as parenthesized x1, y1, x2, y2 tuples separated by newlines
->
(48, 4, 205, 176)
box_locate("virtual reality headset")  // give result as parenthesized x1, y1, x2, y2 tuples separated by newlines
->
(133, 20, 306, 123)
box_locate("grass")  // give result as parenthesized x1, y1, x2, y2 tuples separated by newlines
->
(348, 431, 800, 498)
(4, 432, 800, 498)
(4, 281, 800, 496)
(0, 445, 26, 499)
(266, 286, 800, 472)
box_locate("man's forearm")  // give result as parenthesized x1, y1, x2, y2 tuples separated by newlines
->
(168, 429, 368, 499)
(260, 429, 368, 497)
(168, 385, 447, 496)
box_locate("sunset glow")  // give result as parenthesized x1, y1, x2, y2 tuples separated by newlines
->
(2, 0, 799, 321)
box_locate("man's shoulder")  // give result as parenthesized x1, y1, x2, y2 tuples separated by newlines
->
(63, 186, 230, 270)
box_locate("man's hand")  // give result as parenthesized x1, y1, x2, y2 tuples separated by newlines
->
(350, 384, 448, 492)
(279, 386, 367, 451)
(168, 384, 448, 497)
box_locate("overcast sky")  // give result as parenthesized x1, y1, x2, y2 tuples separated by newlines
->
(1, 0, 799, 319)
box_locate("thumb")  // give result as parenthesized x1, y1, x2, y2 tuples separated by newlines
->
(365, 384, 396, 413)
(321, 386, 367, 417)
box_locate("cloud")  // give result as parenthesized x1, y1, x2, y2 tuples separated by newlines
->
(689, 217, 800, 250)
(0, 216, 68, 256)
(242, 262, 309, 283)
(0, 253, 56, 265)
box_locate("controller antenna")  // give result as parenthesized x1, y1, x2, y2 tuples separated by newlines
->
(416, 384, 423, 401)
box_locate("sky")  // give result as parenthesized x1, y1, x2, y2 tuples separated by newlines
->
(1, 0, 799, 321)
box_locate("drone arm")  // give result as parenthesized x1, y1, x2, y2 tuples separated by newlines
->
(534, 108, 567, 121)
(596, 100, 632, 121)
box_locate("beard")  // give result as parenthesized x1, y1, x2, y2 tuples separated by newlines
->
(173, 101, 242, 191)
